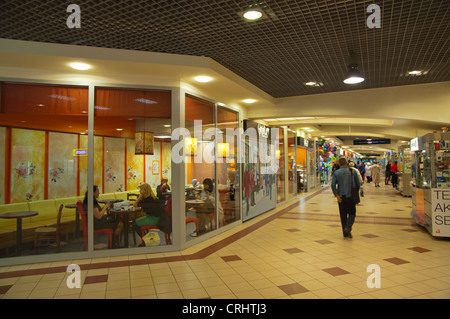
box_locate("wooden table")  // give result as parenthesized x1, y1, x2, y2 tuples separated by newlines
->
(98, 199, 123, 205)
(185, 199, 205, 205)
(109, 207, 133, 248)
(0, 211, 39, 255)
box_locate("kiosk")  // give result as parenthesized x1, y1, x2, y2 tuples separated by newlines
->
(410, 132, 450, 237)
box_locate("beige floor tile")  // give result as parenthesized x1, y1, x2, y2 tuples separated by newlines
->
(181, 287, 209, 299)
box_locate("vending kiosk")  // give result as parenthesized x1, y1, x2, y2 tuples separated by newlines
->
(410, 132, 450, 237)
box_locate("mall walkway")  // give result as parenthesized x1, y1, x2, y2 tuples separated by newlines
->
(1, 182, 449, 299)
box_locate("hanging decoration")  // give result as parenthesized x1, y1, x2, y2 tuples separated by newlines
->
(135, 131, 154, 155)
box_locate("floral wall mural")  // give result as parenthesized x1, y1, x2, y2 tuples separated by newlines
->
(10, 128, 45, 203)
(48, 132, 78, 199)
(1, 126, 172, 204)
(126, 138, 144, 191)
(104, 137, 125, 193)
(79, 135, 103, 195)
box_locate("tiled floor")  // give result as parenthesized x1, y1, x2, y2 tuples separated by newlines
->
(1, 182, 450, 299)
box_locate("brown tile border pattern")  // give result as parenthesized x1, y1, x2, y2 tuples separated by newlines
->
(0, 188, 329, 280)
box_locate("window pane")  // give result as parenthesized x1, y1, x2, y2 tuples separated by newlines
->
(185, 95, 216, 239)
(93, 87, 172, 250)
(0, 82, 88, 258)
(217, 106, 240, 226)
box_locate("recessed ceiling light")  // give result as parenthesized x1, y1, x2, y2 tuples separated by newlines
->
(243, 10, 263, 20)
(408, 70, 423, 76)
(194, 76, 213, 83)
(305, 82, 317, 86)
(69, 62, 91, 71)
(306, 129, 314, 132)
(242, 99, 257, 104)
(163, 125, 171, 128)
(116, 128, 124, 131)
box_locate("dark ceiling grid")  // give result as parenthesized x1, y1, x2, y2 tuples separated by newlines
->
(0, 0, 449, 98)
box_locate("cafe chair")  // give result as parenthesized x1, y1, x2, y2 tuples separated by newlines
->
(186, 217, 199, 236)
(77, 201, 114, 250)
(34, 204, 64, 252)
(126, 193, 140, 246)
(127, 192, 139, 204)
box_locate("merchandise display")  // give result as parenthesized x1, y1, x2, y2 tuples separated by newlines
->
(410, 132, 450, 237)
(397, 145, 412, 197)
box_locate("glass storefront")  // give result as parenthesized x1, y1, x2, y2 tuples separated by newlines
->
(0, 81, 287, 263)
(287, 130, 296, 199)
(276, 127, 285, 203)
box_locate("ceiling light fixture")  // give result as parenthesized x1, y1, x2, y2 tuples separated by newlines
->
(305, 81, 317, 86)
(194, 76, 213, 83)
(343, 51, 365, 84)
(243, 10, 263, 20)
(408, 70, 423, 76)
(242, 99, 257, 104)
(69, 62, 91, 71)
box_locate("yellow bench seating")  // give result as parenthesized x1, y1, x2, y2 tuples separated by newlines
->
(0, 190, 140, 250)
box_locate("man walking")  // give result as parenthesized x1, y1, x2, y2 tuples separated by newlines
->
(331, 158, 361, 238)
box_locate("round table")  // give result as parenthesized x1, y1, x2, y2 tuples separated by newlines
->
(109, 207, 135, 248)
(0, 211, 39, 255)
(98, 199, 123, 205)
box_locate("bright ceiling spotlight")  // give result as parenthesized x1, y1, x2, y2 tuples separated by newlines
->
(69, 62, 91, 71)
(243, 10, 263, 20)
(343, 51, 365, 84)
(408, 70, 423, 76)
(194, 76, 213, 83)
(242, 99, 257, 104)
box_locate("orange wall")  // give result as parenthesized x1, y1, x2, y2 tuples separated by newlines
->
(296, 148, 307, 166)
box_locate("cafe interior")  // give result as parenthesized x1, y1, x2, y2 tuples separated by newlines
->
(0, 82, 242, 262)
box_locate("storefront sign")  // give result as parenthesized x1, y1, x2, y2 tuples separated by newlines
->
(432, 188, 450, 237)
(410, 137, 419, 151)
(353, 139, 391, 145)
(73, 149, 88, 156)
(258, 124, 269, 138)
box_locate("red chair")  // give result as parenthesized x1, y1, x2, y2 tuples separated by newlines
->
(77, 201, 114, 250)
(186, 217, 199, 236)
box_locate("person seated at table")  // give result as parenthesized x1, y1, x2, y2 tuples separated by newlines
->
(83, 185, 124, 248)
(191, 178, 223, 236)
(133, 183, 165, 244)
(156, 177, 171, 200)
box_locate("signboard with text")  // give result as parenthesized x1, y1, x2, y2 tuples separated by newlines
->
(353, 139, 391, 145)
(432, 188, 450, 237)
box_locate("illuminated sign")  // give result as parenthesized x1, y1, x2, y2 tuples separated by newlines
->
(73, 149, 88, 156)
(410, 137, 419, 151)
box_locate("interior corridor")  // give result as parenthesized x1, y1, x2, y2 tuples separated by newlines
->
(1, 182, 449, 299)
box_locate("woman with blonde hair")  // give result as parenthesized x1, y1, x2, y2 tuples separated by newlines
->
(133, 183, 165, 243)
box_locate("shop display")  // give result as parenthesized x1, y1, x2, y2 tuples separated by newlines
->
(397, 144, 412, 197)
(410, 132, 450, 237)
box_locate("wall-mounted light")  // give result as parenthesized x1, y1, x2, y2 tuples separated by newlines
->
(218, 143, 230, 158)
(185, 137, 198, 156)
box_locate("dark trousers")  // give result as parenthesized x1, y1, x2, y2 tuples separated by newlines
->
(338, 196, 356, 235)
